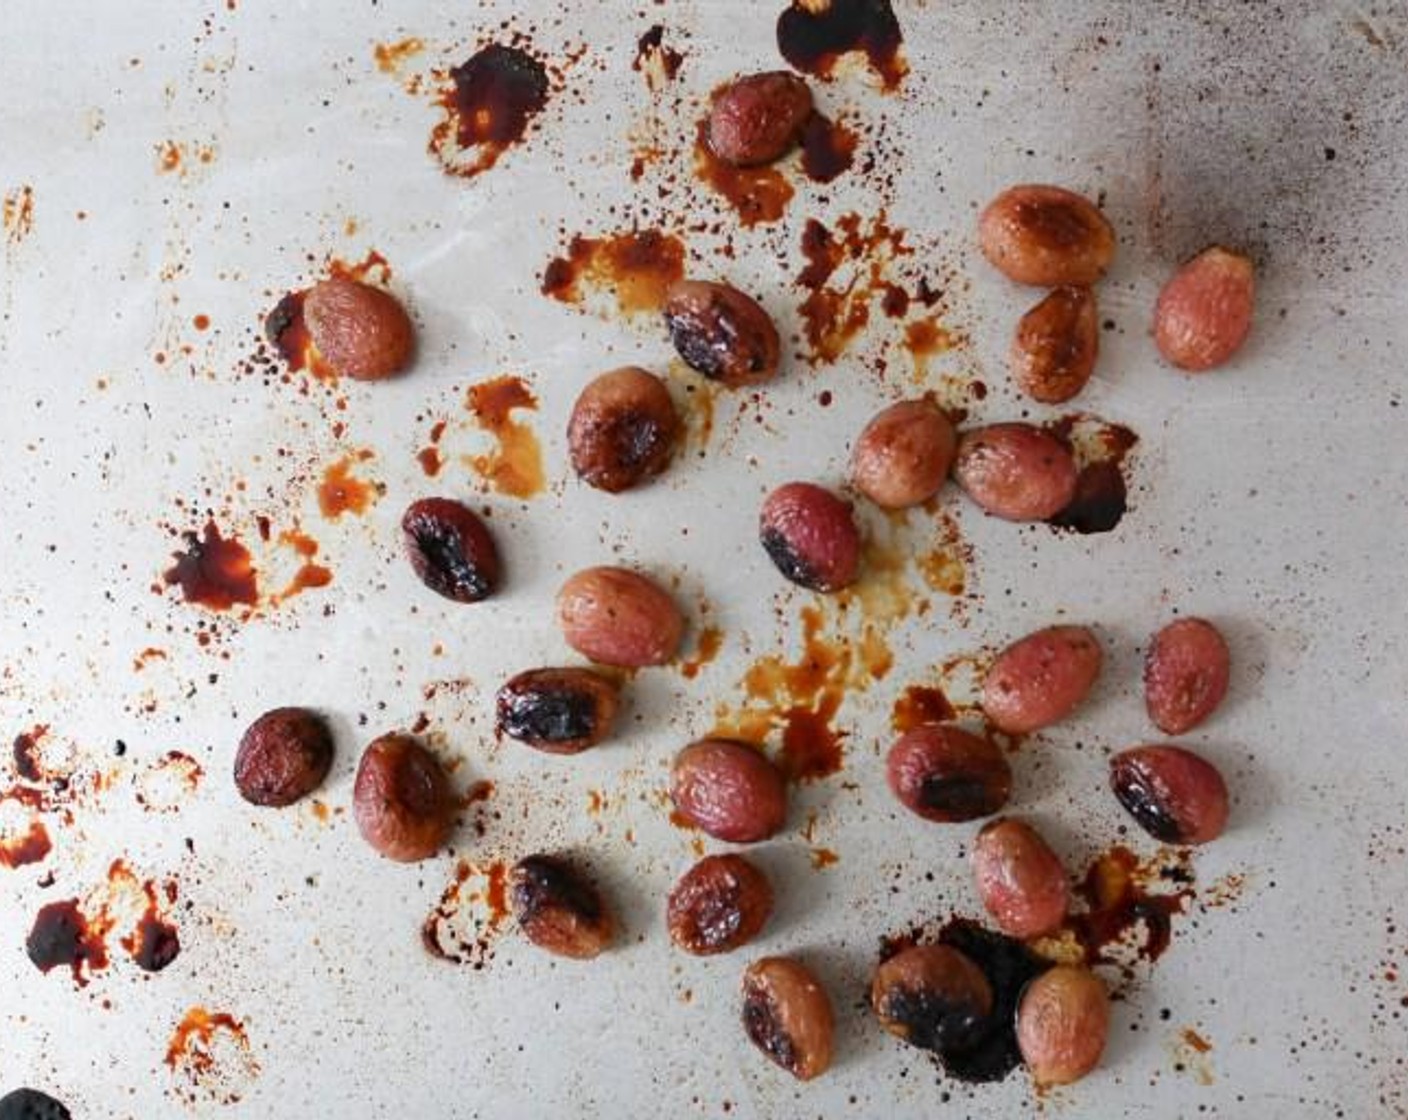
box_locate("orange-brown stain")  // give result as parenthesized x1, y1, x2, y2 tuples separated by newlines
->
(164, 522, 258, 611)
(265, 290, 334, 382)
(318, 450, 378, 520)
(483, 860, 509, 925)
(587, 789, 605, 815)
(430, 43, 551, 178)
(460, 779, 495, 809)
(328, 249, 392, 285)
(541, 228, 686, 316)
(669, 807, 696, 831)
(903, 315, 958, 381)
(796, 212, 917, 365)
(133, 646, 169, 671)
(693, 119, 793, 226)
(1066, 846, 1195, 970)
(799, 113, 857, 183)
(809, 847, 840, 869)
(777, 0, 908, 91)
(1181, 1028, 1212, 1054)
(633, 25, 683, 91)
(310, 799, 330, 823)
(916, 513, 968, 597)
(166, 1008, 255, 1073)
(192, 314, 211, 331)
(156, 141, 182, 173)
(151, 750, 204, 793)
(465, 375, 544, 498)
(0, 819, 51, 869)
(3, 185, 35, 244)
(680, 626, 724, 680)
(890, 685, 956, 733)
(417, 446, 443, 477)
(12, 726, 47, 781)
(418, 418, 448, 477)
(274, 529, 332, 601)
(715, 606, 858, 783)
(374, 37, 425, 74)
(119, 874, 180, 972)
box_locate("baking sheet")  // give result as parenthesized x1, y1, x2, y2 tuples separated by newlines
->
(2, 1, 1408, 1116)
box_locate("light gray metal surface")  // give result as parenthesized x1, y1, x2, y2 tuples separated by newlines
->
(2, 2, 1406, 1116)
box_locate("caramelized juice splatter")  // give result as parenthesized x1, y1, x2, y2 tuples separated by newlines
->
(166, 1007, 256, 1074)
(317, 450, 378, 519)
(715, 606, 854, 782)
(12, 726, 47, 781)
(1045, 415, 1140, 534)
(633, 25, 683, 90)
(796, 212, 913, 364)
(465, 375, 545, 498)
(26, 899, 112, 985)
(0, 819, 51, 868)
(164, 522, 258, 611)
(693, 119, 794, 226)
(122, 878, 181, 972)
(799, 113, 857, 182)
(430, 43, 550, 178)
(776, 0, 908, 90)
(541, 228, 686, 315)
(1066, 845, 1195, 972)
(374, 37, 425, 73)
(422, 859, 511, 968)
(418, 418, 448, 477)
(680, 626, 723, 680)
(809, 847, 839, 869)
(3, 185, 35, 244)
(273, 529, 332, 601)
(890, 685, 956, 732)
(903, 316, 958, 381)
(264, 290, 334, 382)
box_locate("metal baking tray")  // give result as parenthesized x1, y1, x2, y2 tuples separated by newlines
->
(2, 1, 1406, 1116)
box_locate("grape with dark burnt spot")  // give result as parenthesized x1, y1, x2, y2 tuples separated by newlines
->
(758, 482, 861, 593)
(567, 367, 680, 493)
(401, 498, 501, 603)
(667, 854, 773, 955)
(872, 943, 993, 1054)
(663, 280, 780, 388)
(886, 725, 1011, 823)
(509, 854, 613, 959)
(741, 957, 834, 1081)
(496, 668, 619, 754)
(1109, 745, 1229, 845)
(0, 1088, 73, 1120)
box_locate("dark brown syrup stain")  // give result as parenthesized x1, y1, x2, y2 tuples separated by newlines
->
(776, 0, 908, 91)
(430, 44, 550, 178)
(164, 522, 258, 611)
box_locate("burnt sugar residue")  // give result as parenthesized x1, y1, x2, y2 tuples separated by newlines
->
(777, 0, 908, 91)
(693, 119, 794, 226)
(795, 212, 954, 369)
(12, 726, 47, 781)
(1045, 415, 1140, 534)
(1067, 845, 1195, 972)
(890, 685, 956, 733)
(418, 418, 448, 477)
(264, 290, 331, 382)
(714, 605, 887, 783)
(800, 113, 858, 183)
(318, 449, 380, 520)
(166, 1006, 260, 1103)
(0, 818, 52, 868)
(123, 903, 181, 972)
(633, 25, 684, 91)
(163, 522, 258, 611)
(430, 42, 551, 178)
(541, 228, 686, 316)
(422, 859, 511, 969)
(878, 917, 1050, 1084)
(465, 375, 545, 498)
(26, 899, 111, 985)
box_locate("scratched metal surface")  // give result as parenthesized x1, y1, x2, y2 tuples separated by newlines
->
(2, 1, 1407, 1117)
